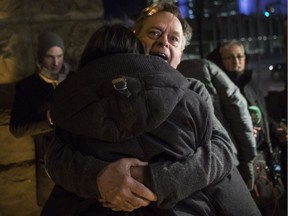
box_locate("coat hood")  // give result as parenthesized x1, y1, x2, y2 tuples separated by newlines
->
(53, 54, 189, 141)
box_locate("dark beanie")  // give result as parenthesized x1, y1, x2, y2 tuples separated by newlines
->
(37, 31, 65, 62)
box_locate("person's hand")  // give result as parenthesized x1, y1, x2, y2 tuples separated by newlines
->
(97, 158, 157, 212)
(131, 165, 145, 183)
(253, 126, 261, 138)
(46, 110, 53, 126)
(238, 161, 254, 191)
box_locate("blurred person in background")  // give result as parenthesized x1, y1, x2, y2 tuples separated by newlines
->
(207, 39, 287, 215)
(9, 31, 72, 206)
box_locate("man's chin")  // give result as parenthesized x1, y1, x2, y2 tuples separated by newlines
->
(50, 69, 61, 74)
(231, 68, 243, 74)
(235, 70, 244, 74)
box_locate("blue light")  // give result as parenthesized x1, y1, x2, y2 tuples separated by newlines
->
(178, 0, 189, 18)
(264, 11, 270, 17)
(238, 0, 287, 16)
(238, 0, 256, 15)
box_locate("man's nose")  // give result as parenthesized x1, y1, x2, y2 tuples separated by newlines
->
(53, 57, 59, 66)
(156, 34, 169, 47)
(231, 56, 240, 63)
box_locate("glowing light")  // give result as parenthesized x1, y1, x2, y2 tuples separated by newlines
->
(264, 11, 270, 17)
(238, 0, 256, 15)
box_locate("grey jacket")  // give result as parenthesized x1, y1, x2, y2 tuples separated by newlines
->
(178, 59, 257, 183)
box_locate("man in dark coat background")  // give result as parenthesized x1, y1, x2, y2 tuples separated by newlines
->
(9, 31, 71, 206)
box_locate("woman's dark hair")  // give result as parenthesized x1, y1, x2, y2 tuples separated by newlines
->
(78, 24, 144, 70)
(206, 46, 225, 71)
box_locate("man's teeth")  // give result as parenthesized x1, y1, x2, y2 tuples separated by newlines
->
(153, 53, 167, 60)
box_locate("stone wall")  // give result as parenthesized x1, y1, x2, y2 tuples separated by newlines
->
(0, 1, 105, 215)
(0, 0, 105, 84)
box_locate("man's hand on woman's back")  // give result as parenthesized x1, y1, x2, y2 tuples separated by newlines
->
(97, 158, 157, 211)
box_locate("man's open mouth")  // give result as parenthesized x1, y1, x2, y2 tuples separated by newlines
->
(150, 52, 168, 61)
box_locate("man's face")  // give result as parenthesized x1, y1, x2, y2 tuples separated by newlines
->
(42, 46, 64, 74)
(221, 44, 246, 74)
(136, 11, 184, 69)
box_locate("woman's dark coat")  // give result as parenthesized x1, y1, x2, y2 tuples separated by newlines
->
(43, 54, 260, 216)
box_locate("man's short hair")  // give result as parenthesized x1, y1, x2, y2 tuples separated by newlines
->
(220, 39, 245, 55)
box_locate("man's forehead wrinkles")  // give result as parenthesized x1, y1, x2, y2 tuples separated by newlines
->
(147, 20, 182, 37)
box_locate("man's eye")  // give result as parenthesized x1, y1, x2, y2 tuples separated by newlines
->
(148, 31, 161, 39)
(169, 36, 180, 46)
(171, 36, 179, 42)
